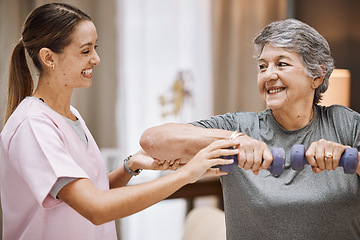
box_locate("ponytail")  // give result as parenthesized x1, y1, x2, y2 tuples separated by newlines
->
(5, 40, 33, 123)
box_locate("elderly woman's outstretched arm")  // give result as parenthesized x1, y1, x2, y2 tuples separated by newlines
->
(140, 123, 233, 164)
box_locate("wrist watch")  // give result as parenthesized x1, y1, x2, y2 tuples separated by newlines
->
(123, 155, 141, 176)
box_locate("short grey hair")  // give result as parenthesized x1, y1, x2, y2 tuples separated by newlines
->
(253, 19, 335, 104)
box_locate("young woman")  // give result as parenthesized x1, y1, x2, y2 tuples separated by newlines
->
(0, 3, 237, 239)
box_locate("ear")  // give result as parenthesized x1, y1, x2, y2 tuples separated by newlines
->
(39, 48, 55, 70)
(312, 65, 326, 89)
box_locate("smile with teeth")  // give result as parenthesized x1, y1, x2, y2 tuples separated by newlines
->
(81, 69, 92, 75)
(268, 88, 284, 94)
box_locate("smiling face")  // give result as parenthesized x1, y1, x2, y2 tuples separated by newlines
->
(54, 20, 100, 89)
(257, 43, 318, 114)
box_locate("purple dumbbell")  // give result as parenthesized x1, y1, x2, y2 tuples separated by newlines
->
(219, 147, 285, 175)
(290, 144, 359, 174)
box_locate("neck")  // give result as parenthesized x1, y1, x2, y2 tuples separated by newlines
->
(272, 105, 314, 131)
(32, 77, 75, 120)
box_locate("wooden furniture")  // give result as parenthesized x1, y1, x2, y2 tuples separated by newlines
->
(166, 177, 224, 213)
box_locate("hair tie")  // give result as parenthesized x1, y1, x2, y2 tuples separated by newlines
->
(19, 37, 24, 45)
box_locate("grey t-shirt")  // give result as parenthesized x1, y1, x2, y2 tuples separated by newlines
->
(192, 104, 360, 240)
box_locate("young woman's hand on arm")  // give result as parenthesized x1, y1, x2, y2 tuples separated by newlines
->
(140, 123, 235, 164)
(57, 139, 238, 225)
(108, 149, 180, 189)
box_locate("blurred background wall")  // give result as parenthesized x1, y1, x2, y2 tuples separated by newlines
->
(2, 0, 360, 147)
(0, 0, 359, 239)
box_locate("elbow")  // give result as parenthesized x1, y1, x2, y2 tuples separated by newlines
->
(86, 207, 110, 226)
(90, 218, 107, 226)
(139, 128, 153, 151)
(89, 218, 104, 226)
(78, 198, 112, 226)
(140, 124, 170, 151)
(82, 206, 105, 225)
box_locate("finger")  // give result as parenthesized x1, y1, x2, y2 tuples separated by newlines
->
(251, 148, 263, 171)
(169, 159, 180, 171)
(332, 145, 347, 170)
(260, 148, 273, 170)
(315, 144, 326, 170)
(305, 144, 318, 169)
(204, 168, 229, 177)
(169, 160, 175, 166)
(207, 148, 239, 159)
(237, 146, 246, 168)
(161, 160, 170, 170)
(206, 139, 240, 152)
(157, 159, 166, 165)
(312, 166, 322, 174)
(213, 158, 234, 166)
(243, 150, 254, 170)
(324, 142, 334, 171)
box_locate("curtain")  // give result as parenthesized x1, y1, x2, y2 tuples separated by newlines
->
(212, 0, 288, 114)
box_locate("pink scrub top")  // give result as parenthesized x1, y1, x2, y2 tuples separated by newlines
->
(0, 98, 117, 240)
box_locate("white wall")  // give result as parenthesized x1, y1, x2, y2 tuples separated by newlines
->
(115, 0, 213, 239)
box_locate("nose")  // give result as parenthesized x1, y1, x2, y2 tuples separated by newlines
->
(90, 51, 101, 65)
(261, 64, 279, 82)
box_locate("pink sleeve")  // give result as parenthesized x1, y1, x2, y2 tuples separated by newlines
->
(8, 116, 88, 208)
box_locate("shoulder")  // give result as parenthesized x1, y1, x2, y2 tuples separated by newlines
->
(316, 104, 360, 147)
(317, 104, 360, 121)
(217, 110, 264, 120)
(192, 110, 265, 130)
(316, 104, 360, 133)
(1, 98, 64, 142)
(8, 98, 63, 125)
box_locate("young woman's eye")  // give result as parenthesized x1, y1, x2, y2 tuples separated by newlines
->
(82, 50, 90, 54)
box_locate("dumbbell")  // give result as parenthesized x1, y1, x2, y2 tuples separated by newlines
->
(290, 144, 359, 174)
(219, 147, 285, 175)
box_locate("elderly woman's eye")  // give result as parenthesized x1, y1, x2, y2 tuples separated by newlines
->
(259, 64, 267, 71)
(279, 62, 288, 67)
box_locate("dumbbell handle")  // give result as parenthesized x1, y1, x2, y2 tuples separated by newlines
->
(290, 144, 359, 174)
(219, 147, 285, 175)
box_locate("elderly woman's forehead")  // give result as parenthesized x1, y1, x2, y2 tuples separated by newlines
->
(259, 43, 299, 57)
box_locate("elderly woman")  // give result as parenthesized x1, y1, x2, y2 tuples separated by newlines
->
(141, 19, 360, 239)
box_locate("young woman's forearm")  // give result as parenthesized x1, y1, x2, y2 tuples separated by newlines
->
(59, 171, 189, 225)
(108, 165, 132, 189)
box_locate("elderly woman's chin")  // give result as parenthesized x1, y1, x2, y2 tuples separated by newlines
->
(264, 97, 286, 110)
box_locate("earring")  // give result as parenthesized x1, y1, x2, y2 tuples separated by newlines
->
(51, 64, 55, 70)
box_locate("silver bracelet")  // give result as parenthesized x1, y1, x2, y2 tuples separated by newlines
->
(123, 155, 141, 176)
(229, 131, 246, 140)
